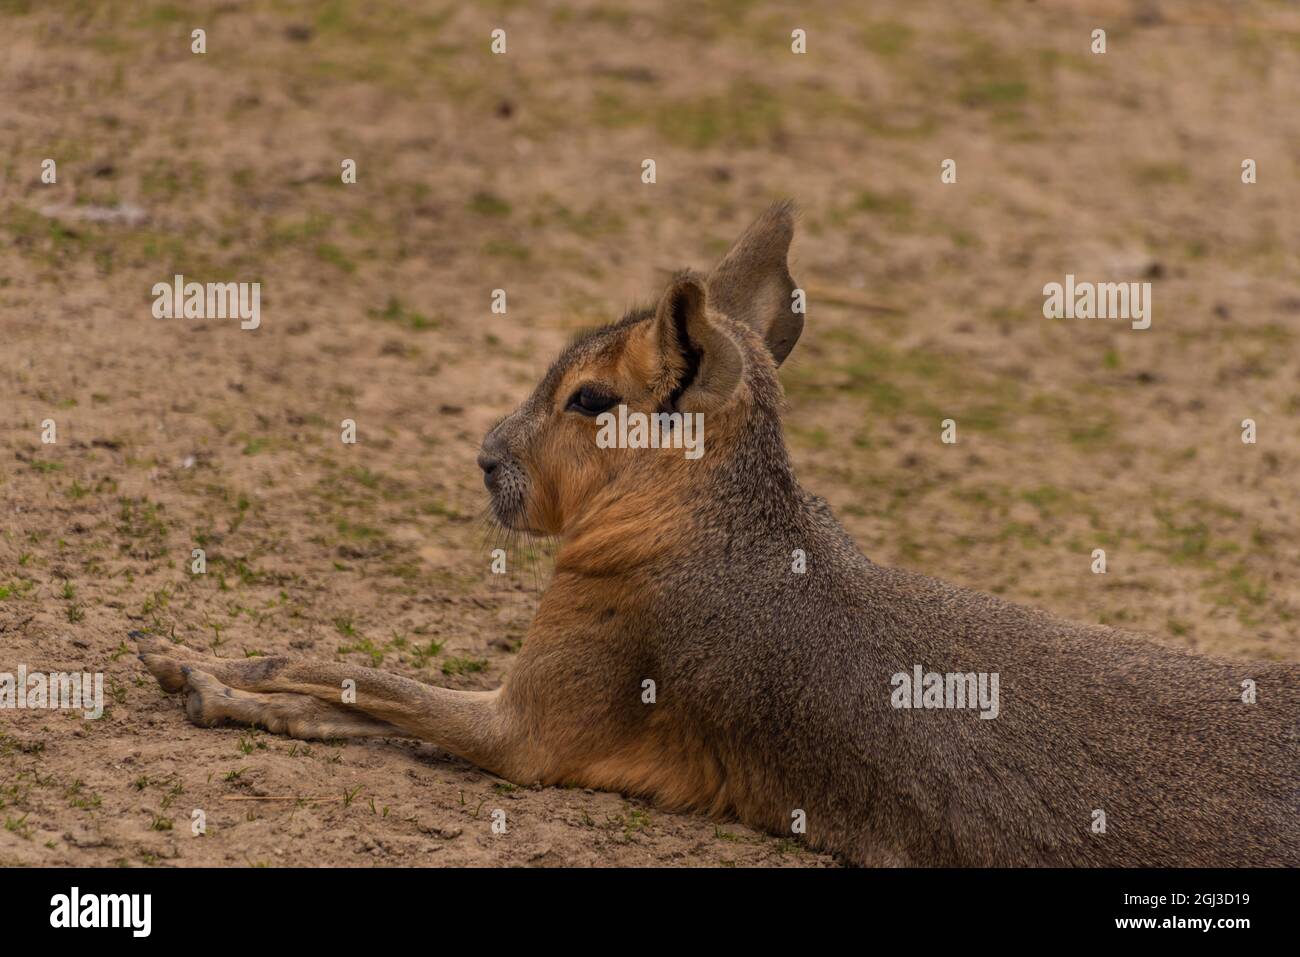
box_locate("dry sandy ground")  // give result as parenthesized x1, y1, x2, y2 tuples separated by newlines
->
(1, 0, 1298, 867)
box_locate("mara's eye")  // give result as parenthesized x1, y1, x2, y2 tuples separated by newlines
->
(566, 385, 619, 417)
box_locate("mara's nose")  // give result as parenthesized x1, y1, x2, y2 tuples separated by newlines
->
(476, 451, 501, 490)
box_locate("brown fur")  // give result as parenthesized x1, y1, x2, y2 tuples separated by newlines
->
(139, 202, 1300, 866)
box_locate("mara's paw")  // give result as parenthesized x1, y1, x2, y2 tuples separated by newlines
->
(181, 667, 237, 728)
(176, 667, 405, 740)
(132, 631, 214, 693)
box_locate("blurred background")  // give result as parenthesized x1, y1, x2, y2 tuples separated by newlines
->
(1, 0, 1297, 866)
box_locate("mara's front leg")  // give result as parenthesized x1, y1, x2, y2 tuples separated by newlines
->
(135, 635, 540, 782)
(135, 634, 720, 812)
(177, 668, 414, 741)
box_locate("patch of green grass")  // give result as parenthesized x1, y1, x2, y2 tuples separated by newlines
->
(482, 239, 531, 261)
(410, 638, 445, 666)
(139, 158, 207, 201)
(531, 198, 627, 238)
(264, 213, 333, 252)
(860, 20, 913, 57)
(788, 424, 830, 449)
(786, 327, 1013, 430)
(1211, 563, 1270, 623)
(594, 81, 783, 150)
(852, 189, 914, 219)
(441, 656, 488, 677)
(1020, 485, 1072, 518)
(336, 519, 385, 541)
(469, 192, 512, 217)
(961, 79, 1029, 107)
(955, 40, 1032, 113)
(1152, 508, 1212, 565)
(622, 807, 651, 837)
(116, 497, 169, 557)
(337, 636, 385, 666)
(3, 205, 86, 260)
(315, 242, 356, 273)
(65, 780, 101, 811)
(0, 579, 35, 601)
(138, 3, 187, 26)
(141, 582, 171, 613)
(346, 466, 381, 489)
(368, 296, 441, 331)
(1064, 415, 1115, 448)
(1134, 162, 1191, 186)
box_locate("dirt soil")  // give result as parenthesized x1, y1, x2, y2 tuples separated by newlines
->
(2, 0, 1298, 867)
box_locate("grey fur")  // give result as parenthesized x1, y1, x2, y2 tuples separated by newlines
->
(560, 203, 1300, 866)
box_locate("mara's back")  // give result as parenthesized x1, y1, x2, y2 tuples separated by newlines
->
(658, 493, 1300, 866)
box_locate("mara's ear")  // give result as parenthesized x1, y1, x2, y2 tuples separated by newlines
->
(706, 200, 802, 365)
(646, 271, 743, 412)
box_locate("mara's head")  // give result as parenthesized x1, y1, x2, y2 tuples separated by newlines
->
(478, 202, 804, 538)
